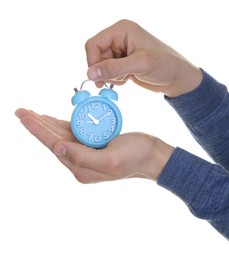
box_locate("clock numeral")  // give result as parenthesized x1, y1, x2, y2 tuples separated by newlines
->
(80, 128, 86, 135)
(94, 135, 101, 142)
(108, 125, 114, 132)
(103, 132, 109, 139)
(110, 117, 116, 124)
(93, 102, 100, 109)
(84, 102, 101, 112)
(78, 113, 87, 120)
(87, 133, 109, 142)
(88, 134, 93, 140)
(84, 105, 92, 112)
(76, 120, 82, 127)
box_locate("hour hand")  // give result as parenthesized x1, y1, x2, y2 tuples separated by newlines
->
(87, 113, 99, 125)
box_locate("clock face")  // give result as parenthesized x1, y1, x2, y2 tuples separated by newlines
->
(71, 96, 122, 148)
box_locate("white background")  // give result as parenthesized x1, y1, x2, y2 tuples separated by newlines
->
(0, 0, 229, 259)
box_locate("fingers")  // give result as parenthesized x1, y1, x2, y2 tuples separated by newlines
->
(85, 20, 128, 66)
(85, 19, 140, 85)
(15, 108, 36, 119)
(15, 108, 76, 151)
(19, 115, 65, 150)
(42, 115, 71, 131)
(87, 51, 150, 84)
(16, 108, 73, 137)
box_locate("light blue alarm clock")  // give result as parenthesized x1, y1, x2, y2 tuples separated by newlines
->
(71, 80, 122, 148)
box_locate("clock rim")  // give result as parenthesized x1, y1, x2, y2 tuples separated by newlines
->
(71, 96, 122, 148)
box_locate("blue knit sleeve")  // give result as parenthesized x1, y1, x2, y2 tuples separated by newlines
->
(157, 69, 229, 239)
(157, 148, 229, 239)
(165, 69, 229, 171)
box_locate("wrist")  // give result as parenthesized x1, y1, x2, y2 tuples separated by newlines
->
(146, 137, 175, 181)
(164, 62, 203, 98)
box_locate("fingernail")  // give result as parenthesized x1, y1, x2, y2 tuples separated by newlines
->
(54, 144, 67, 156)
(89, 67, 102, 80)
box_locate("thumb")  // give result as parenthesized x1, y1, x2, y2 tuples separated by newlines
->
(87, 53, 144, 83)
(53, 141, 110, 173)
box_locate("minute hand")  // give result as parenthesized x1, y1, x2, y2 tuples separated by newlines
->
(97, 111, 112, 122)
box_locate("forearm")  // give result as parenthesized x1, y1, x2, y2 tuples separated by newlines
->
(157, 147, 229, 239)
(165, 69, 229, 171)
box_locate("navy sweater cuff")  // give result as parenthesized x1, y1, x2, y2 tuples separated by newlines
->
(164, 69, 228, 124)
(157, 147, 212, 205)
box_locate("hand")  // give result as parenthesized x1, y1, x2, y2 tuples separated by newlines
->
(85, 19, 202, 97)
(15, 108, 174, 184)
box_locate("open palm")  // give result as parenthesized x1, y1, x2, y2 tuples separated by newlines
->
(15, 108, 173, 183)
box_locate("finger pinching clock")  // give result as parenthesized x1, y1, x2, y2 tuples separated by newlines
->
(70, 79, 122, 148)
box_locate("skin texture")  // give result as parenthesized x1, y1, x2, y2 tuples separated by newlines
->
(15, 109, 174, 183)
(85, 19, 202, 97)
(15, 19, 202, 184)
